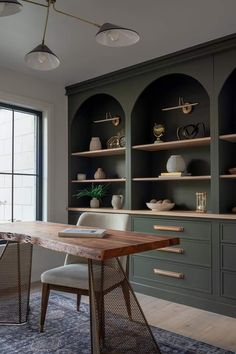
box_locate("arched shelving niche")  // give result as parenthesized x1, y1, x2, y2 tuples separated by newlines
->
(69, 93, 126, 208)
(218, 69, 236, 213)
(130, 73, 211, 211)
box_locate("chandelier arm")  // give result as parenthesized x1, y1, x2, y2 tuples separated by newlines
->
(52, 3, 101, 29)
(42, 0, 51, 44)
(21, 0, 48, 8)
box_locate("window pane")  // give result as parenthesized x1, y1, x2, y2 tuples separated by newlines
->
(0, 108, 12, 173)
(0, 174, 12, 222)
(13, 175, 36, 221)
(14, 111, 37, 174)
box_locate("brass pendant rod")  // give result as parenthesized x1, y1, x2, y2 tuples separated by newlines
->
(52, 2, 101, 28)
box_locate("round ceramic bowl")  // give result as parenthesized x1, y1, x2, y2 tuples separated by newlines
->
(146, 202, 175, 211)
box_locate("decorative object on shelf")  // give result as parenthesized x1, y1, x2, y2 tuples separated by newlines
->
(196, 192, 207, 213)
(89, 137, 102, 151)
(153, 123, 165, 143)
(166, 155, 186, 173)
(232, 206, 236, 213)
(162, 97, 199, 114)
(94, 168, 106, 180)
(146, 199, 175, 211)
(73, 184, 109, 208)
(229, 167, 236, 175)
(111, 194, 124, 209)
(77, 173, 86, 180)
(94, 112, 121, 126)
(177, 122, 206, 140)
(106, 136, 120, 149)
(4, 0, 139, 71)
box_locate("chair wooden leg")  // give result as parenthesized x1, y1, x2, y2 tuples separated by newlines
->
(77, 293, 81, 311)
(121, 281, 132, 319)
(40, 283, 50, 332)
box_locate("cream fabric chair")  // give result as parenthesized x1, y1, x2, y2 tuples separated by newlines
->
(40, 212, 130, 332)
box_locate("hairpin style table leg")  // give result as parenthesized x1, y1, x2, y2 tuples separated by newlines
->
(88, 258, 161, 354)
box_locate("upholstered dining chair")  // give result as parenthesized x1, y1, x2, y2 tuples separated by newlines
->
(40, 212, 130, 332)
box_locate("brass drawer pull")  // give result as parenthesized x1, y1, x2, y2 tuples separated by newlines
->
(154, 225, 184, 232)
(153, 268, 184, 279)
(158, 247, 184, 254)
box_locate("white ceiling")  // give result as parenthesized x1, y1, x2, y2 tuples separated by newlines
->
(1, 0, 236, 86)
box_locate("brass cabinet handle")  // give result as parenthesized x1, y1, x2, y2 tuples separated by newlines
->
(154, 225, 184, 232)
(158, 247, 184, 254)
(153, 268, 184, 279)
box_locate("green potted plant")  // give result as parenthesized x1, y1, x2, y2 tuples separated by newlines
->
(74, 184, 109, 208)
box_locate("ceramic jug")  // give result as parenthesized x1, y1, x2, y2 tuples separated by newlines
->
(111, 195, 123, 209)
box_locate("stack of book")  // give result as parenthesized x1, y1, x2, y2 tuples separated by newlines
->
(158, 172, 191, 178)
(58, 228, 106, 238)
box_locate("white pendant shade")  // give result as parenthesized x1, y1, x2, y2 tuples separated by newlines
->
(24, 44, 60, 71)
(0, 0, 22, 17)
(96, 23, 140, 47)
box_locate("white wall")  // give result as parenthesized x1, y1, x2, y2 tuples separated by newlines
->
(0, 66, 68, 280)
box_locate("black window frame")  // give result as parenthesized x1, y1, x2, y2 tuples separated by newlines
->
(0, 102, 43, 222)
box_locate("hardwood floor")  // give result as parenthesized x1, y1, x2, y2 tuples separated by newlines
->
(33, 283, 236, 352)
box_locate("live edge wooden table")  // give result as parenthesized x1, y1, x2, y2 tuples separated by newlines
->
(0, 221, 179, 354)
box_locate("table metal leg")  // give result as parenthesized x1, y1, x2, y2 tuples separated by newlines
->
(88, 258, 161, 354)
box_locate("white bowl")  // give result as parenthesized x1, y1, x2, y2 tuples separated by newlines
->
(146, 202, 175, 211)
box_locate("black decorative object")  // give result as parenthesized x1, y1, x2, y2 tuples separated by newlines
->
(177, 122, 206, 140)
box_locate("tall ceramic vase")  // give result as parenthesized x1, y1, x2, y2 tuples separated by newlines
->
(89, 137, 102, 151)
(166, 155, 186, 173)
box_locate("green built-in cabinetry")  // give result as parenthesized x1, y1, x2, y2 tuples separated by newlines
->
(66, 34, 236, 317)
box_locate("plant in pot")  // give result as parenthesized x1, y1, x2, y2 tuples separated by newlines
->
(74, 184, 109, 208)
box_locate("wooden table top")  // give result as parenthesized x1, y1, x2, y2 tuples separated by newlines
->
(0, 221, 179, 261)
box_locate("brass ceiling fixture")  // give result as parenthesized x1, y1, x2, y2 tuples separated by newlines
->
(0, 0, 140, 71)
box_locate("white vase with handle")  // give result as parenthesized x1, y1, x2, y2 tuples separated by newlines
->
(166, 155, 186, 173)
(111, 195, 123, 209)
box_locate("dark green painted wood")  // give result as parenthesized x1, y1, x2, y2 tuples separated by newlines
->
(221, 271, 236, 300)
(67, 34, 236, 318)
(132, 216, 211, 241)
(140, 238, 211, 267)
(131, 256, 212, 294)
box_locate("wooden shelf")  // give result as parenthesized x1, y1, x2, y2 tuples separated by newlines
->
(219, 134, 236, 142)
(132, 137, 211, 152)
(133, 176, 211, 181)
(71, 147, 125, 157)
(67, 207, 236, 220)
(220, 174, 236, 179)
(71, 178, 126, 183)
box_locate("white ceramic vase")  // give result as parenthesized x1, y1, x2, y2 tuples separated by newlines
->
(111, 195, 123, 209)
(166, 155, 186, 173)
(89, 137, 102, 151)
(90, 197, 100, 208)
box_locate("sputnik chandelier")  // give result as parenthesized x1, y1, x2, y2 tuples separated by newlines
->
(0, 0, 140, 70)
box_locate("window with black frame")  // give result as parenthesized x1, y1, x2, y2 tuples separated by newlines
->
(0, 103, 42, 223)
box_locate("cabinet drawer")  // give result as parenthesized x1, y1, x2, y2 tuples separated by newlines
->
(221, 223, 236, 244)
(221, 244, 236, 271)
(221, 271, 236, 300)
(131, 256, 212, 294)
(133, 217, 211, 241)
(144, 239, 211, 267)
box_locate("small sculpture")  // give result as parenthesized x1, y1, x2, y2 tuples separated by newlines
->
(153, 123, 165, 144)
(177, 122, 205, 140)
(94, 168, 106, 179)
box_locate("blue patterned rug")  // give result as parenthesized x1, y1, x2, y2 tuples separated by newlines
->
(0, 293, 234, 354)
